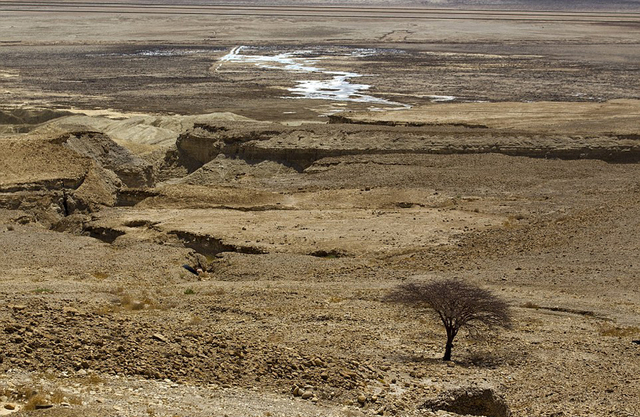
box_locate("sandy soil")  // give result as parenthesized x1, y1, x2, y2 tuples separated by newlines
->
(1, 3, 640, 417)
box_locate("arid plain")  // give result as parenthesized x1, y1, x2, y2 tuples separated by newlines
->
(1, 2, 640, 416)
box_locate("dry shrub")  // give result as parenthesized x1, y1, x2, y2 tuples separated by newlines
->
(3, 382, 82, 409)
(92, 271, 109, 280)
(187, 315, 203, 326)
(50, 389, 66, 404)
(102, 287, 165, 312)
(23, 393, 47, 411)
(32, 288, 54, 294)
(69, 396, 83, 405)
(10, 384, 38, 401)
(85, 372, 105, 385)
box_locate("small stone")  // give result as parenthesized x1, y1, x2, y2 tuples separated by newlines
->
(4, 403, 16, 410)
(63, 307, 80, 315)
(35, 404, 54, 410)
(341, 407, 365, 417)
(301, 391, 313, 399)
(152, 333, 169, 343)
(357, 394, 366, 404)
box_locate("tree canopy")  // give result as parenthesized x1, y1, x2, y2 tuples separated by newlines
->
(387, 279, 512, 361)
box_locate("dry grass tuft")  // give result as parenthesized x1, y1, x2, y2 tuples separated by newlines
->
(92, 271, 109, 280)
(23, 393, 47, 411)
(10, 384, 38, 401)
(50, 389, 66, 404)
(99, 287, 169, 313)
(186, 315, 204, 326)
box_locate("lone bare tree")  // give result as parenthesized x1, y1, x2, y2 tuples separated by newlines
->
(387, 279, 512, 361)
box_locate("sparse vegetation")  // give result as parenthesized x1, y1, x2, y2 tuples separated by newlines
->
(23, 393, 48, 411)
(101, 287, 166, 312)
(187, 314, 204, 326)
(92, 271, 109, 280)
(32, 288, 54, 294)
(599, 324, 640, 338)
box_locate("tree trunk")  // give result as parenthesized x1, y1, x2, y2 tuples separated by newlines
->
(443, 329, 455, 361)
(443, 339, 453, 361)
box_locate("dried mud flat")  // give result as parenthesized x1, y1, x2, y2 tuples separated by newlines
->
(1, 2, 640, 417)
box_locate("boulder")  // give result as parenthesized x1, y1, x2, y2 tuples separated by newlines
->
(421, 387, 510, 417)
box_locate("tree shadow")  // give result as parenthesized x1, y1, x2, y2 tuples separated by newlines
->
(455, 348, 527, 369)
(389, 346, 526, 369)
(391, 353, 446, 365)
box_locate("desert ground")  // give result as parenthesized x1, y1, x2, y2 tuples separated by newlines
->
(1, 1, 640, 416)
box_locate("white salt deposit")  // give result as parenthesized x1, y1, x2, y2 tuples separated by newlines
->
(425, 95, 457, 102)
(218, 46, 409, 108)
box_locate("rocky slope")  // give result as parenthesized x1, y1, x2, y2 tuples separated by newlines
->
(0, 105, 638, 417)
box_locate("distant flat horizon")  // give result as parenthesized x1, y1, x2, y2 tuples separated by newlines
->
(54, 0, 639, 12)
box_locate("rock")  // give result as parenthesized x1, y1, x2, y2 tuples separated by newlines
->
(63, 307, 80, 315)
(152, 333, 169, 343)
(3, 404, 16, 410)
(312, 358, 325, 367)
(65, 132, 154, 188)
(343, 370, 358, 379)
(357, 394, 366, 404)
(301, 391, 313, 399)
(34, 404, 54, 410)
(421, 387, 510, 417)
(341, 407, 366, 417)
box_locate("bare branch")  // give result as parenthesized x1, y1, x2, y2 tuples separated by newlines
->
(386, 278, 512, 361)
